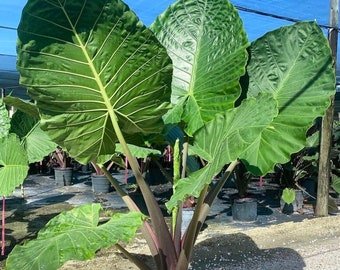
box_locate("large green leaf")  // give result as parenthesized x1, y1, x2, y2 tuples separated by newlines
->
(167, 22, 335, 208)
(166, 93, 277, 210)
(10, 110, 57, 163)
(0, 134, 29, 196)
(17, 0, 172, 164)
(241, 21, 335, 173)
(6, 203, 144, 270)
(4, 97, 57, 163)
(151, 0, 249, 135)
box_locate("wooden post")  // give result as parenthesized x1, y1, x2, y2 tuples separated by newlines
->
(316, 0, 338, 217)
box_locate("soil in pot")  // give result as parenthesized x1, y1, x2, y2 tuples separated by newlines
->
(54, 167, 73, 186)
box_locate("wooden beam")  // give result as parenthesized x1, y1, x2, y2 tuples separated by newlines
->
(316, 0, 338, 216)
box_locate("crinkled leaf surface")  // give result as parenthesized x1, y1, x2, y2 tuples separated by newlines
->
(241, 21, 335, 174)
(0, 134, 29, 196)
(166, 21, 335, 210)
(6, 203, 144, 270)
(17, 0, 172, 164)
(166, 93, 277, 210)
(151, 0, 249, 135)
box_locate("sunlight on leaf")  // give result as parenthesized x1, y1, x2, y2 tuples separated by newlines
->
(6, 203, 145, 270)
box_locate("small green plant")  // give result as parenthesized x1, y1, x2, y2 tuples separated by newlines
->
(281, 188, 296, 205)
(3, 0, 335, 269)
(0, 98, 57, 196)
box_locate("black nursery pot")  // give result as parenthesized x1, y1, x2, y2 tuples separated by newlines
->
(232, 197, 258, 222)
(92, 174, 111, 193)
(54, 167, 73, 186)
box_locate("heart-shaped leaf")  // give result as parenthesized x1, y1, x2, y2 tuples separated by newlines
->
(6, 203, 144, 270)
(151, 0, 249, 135)
(242, 21, 335, 174)
(166, 93, 277, 210)
(17, 0, 172, 164)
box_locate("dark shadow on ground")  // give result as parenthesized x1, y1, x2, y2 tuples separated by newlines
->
(190, 232, 305, 270)
(1, 196, 74, 261)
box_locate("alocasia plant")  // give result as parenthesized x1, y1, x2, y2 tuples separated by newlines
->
(5, 0, 335, 269)
(0, 97, 58, 197)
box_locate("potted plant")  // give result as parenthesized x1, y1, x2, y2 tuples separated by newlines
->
(90, 162, 113, 193)
(0, 97, 58, 193)
(231, 161, 258, 222)
(277, 127, 324, 214)
(48, 146, 73, 186)
(90, 156, 124, 193)
(147, 145, 174, 185)
(4, 0, 335, 269)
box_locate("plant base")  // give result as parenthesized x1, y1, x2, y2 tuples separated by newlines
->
(232, 198, 257, 222)
(54, 168, 73, 186)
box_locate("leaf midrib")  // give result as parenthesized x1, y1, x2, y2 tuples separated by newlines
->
(60, 3, 114, 119)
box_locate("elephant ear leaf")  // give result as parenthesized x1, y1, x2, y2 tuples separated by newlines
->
(240, 21, 335, 174)
(0, 134, 29, 196)
(4, 97, 58, 163)
(6, 204, 145, 270)
(166, 93, 278, 210)
(10, 110, 57, 163)
(151, 0, 249, 136)
(17, 0, 172, 164)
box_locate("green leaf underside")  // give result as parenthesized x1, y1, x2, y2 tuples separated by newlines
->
(0, 134, 29, 196)
(6, 204, 144, 270)
(151, 0, 249, 135)
(17, 0, 172, 164)
(243, 21, 335, 172)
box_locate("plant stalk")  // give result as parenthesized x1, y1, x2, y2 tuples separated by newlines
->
(108, 110, 177, 269)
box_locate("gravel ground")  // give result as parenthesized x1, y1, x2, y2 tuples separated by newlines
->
(2, 172, 340, 269)
(60, 215, 340, 270)
(190, 215, 340, 270)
